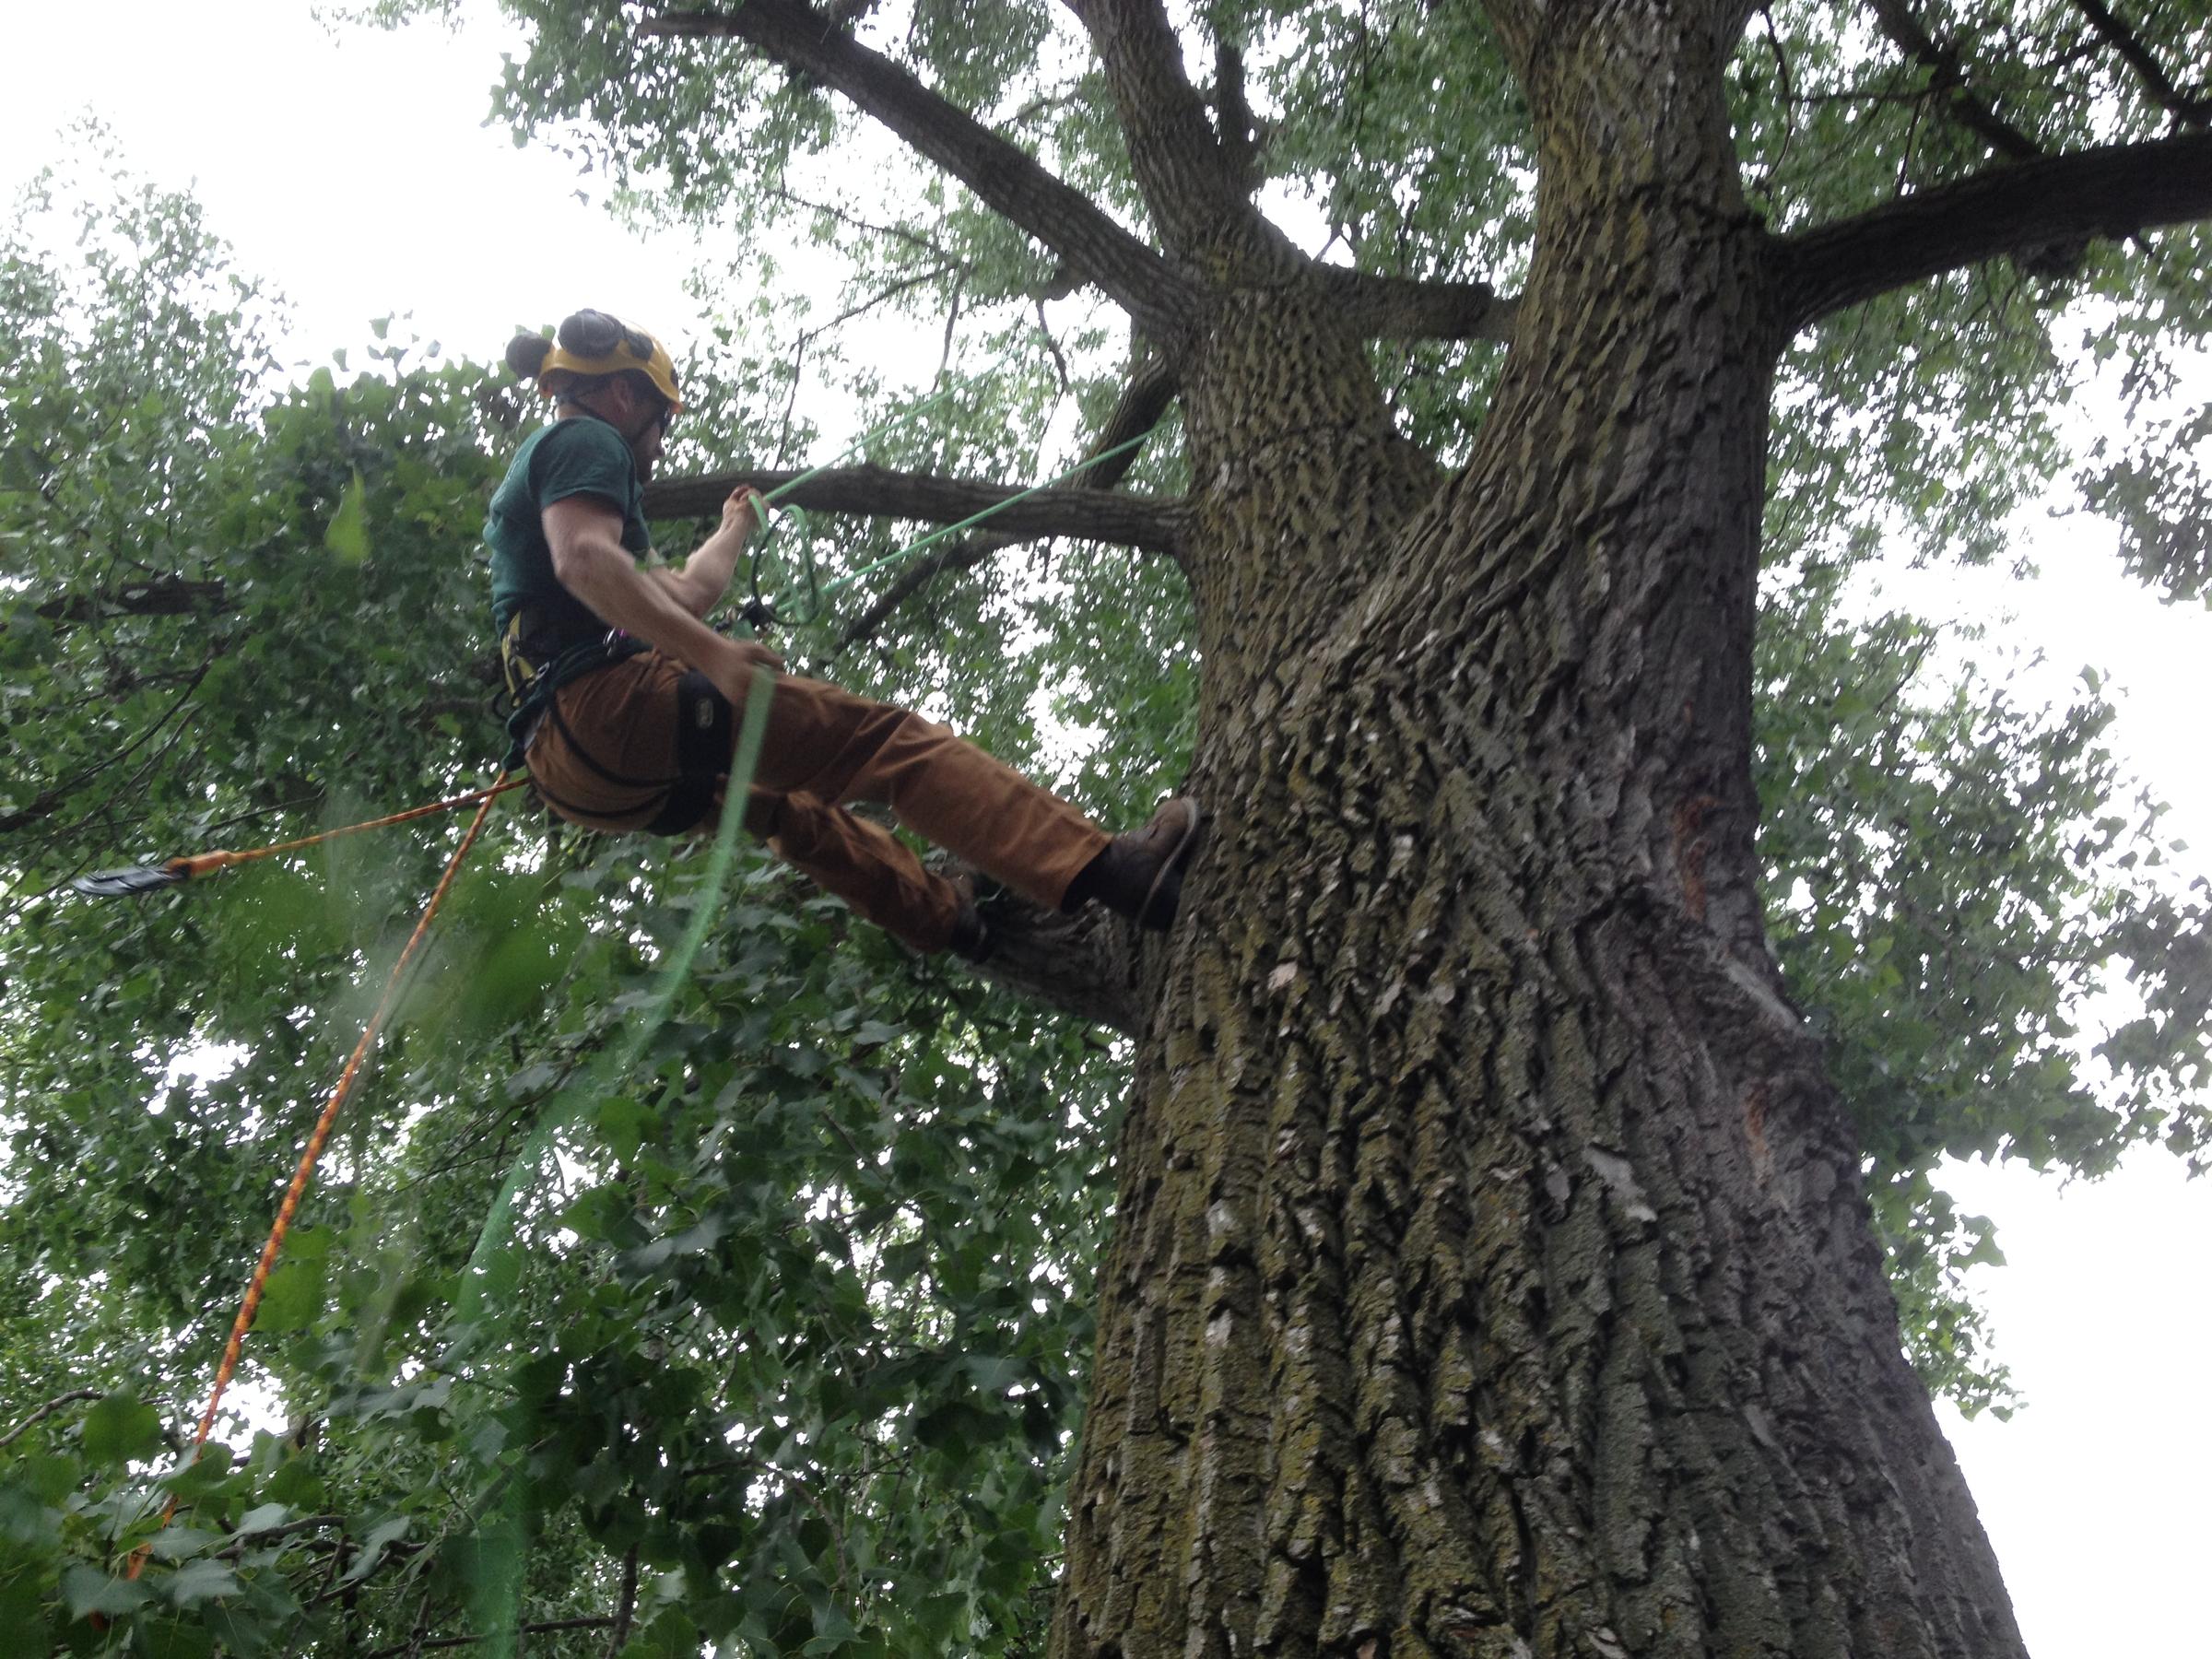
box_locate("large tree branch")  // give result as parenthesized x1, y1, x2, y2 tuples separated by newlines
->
(1311, 268, 1520, 343)
(1774, 131, 2212, 333)
(836, 355, 1183, 651)
(642, 463, 1186, 557)
(2065, 0, 2212, 129)
(1064, 0, 1255, 260)
(1213, 38, 1262, 197)
(642, 4, 1198, 336)
(21, 576, 234, 629)
(1865, 0, 2042, 160)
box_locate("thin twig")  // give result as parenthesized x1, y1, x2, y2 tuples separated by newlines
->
(778, 339, 807, 457)
(0, 1388, 101, 1448)
(1756, 6, 1799, 198)
(1034, 297, 1072, 395)
(404, 1582, 437, 1659)
(935, 270, 969, 387)
(220, 1512, 347, 1552)
(365, 1617, 615, 1658)
(809, 265, 959, 342)
(0, 653, 214, 833)
(831, 353, 1182, 651)
(762, 184, 956, 259)
(1866, 0, 2043, 161)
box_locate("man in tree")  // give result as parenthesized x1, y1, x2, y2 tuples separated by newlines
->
(490, 310, 1202, 959)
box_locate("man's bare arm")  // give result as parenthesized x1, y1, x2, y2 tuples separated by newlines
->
(651, 487, 766, 618)
(543, 495, 782, 703)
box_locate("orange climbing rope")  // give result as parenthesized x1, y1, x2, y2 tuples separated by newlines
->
(191, 774, 511, 1445)
(168, 778, 530, 883)
(71, 778, 533, 900)
(130, 774, 512, 1569)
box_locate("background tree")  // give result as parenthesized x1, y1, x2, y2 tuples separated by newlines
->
(3, 0, 2208, 1653)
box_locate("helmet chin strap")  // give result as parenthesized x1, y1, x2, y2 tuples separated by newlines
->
(559, 384, 660, 447)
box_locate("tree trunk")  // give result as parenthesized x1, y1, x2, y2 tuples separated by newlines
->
(1051, 18, 2026, 1659)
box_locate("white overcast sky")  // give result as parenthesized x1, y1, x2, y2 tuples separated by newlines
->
(5, 3, 2206, 1653)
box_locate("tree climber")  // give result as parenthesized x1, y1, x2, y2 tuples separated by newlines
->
(489, 310, 1199, 960)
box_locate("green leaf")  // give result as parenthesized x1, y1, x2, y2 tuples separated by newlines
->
(160, 1558, 242, 1611)
(253, 1257, 324, 1333)
(146, 1524, 223, 1563)
(0, 1576, 50, 1652)
(339, 1515, 411, 1586)
(960, 1354, 1026, 1393)
(282, 1224, 336, 1264)
(228, 1503, 292, 1538)
(264, 1455, 324, 1510)
(81, 1393, 162, 1465)
(62, 1563, 151, 1620)
(595, 1096, 659, 1164)
(324, 466, 371, 564)
(14, 1453, 78, 1506)
(158, 1444, 236, 1503)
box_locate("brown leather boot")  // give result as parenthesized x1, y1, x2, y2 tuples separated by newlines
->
(1065, 797, 1203, 930)
(947, 873, 996, 961)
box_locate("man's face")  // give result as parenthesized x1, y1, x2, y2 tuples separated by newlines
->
(615, 380, 671, 480)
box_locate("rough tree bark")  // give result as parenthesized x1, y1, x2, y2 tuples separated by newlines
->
(1044, 4, 2027, 1652)
(1049, 8, 2023, 1654)
(636, 0, 2212, 1651)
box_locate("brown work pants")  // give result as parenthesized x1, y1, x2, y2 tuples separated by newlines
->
(524, 650, 1110, 953)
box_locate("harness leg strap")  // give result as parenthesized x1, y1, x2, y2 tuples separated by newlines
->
(643, 668, 736, 836)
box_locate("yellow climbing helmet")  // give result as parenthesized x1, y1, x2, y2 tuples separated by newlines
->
(508, 310, 684, 412)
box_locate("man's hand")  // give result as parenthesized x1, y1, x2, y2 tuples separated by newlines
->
(705, 634, 786, 707)
(723, 485, 769, 539)
(731, 637, 785, 674)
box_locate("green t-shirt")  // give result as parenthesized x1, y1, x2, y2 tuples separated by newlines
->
(485, 415, 652, 649)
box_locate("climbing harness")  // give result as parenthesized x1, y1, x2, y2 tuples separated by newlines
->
(496, 610, 652, 768)
(499, 418, 1154, 833)
(523, 648, 734, 837)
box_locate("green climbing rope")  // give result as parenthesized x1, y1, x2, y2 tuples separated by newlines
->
(457, 667, 776, 1659)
